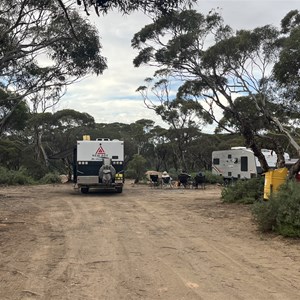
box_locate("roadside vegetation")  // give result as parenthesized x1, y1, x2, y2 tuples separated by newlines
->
(221, 177, 265, 204)
(252, 181, 300, 238)
(0, 167, 61, 186)
(221, 177, 300, 238)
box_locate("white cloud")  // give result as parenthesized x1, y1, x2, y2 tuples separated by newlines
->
(59, 1, 299, 130)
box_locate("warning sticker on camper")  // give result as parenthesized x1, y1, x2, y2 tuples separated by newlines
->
(92, 145, 107, 159)
(95, 146, 105, 155)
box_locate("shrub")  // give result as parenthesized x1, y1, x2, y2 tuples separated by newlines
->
(0, 167, 34, 185)
(252, 181, 300, 237)
(40, 172, 62, 184)
(22, 159, 49, 180)
(187, 171, 223, 185)
(125, 168, 137, 180)
(168, 168, 178, 181)
(127, 154, 147, 183)
(252, 198, 279, 232)
(203, 171, 224, 184)
(221, 176, 264, 204)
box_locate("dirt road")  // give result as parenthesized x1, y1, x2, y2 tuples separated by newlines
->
(0, 183, 300, 300)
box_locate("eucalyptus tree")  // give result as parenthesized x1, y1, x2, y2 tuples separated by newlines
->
(148, 125, 172, 171)
(0, 88, 31, 171)
(22, 109, 96, 178)
(128, 119, 155, 155)
(0, 0, 106, 132)
(274, 9, 300, 95)
(132, 9, 300, 173)
(215, 95, 291, 167)
(74, 0, 196, 16)
(47, 109, 95, 176)
(272, 10, 300, 176)
(0, 89, 30, 136)
(137, 72, 211, 170)
(0, 138, 24, 170)
(127, 154, 147, 184)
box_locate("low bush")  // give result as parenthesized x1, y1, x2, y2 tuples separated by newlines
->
(40, 172, 62, 184)
(252, 198, 279, 232)
(185, 171, 223, 185)
(252, 181, 300, 237)
(22, 159, 49, 180)
(203, 171, 224, 184)
(0, 167, 34, 185)
(221, 176, 264, 204)
(125, 169, 137, 180)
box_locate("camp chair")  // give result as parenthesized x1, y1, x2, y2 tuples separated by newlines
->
(149, 174, 161, 188)
(193, 174, 206, 189)
(162, 176, 173, 188)
(177, 174, 191, 188)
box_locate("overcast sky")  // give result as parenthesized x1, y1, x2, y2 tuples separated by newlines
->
(59, 0, 299, 132)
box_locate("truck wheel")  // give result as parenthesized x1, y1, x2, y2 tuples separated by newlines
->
(116, 187, 123, 193)
(81, 187, 89, 194)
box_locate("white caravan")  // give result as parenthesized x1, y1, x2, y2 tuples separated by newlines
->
(212, 147, 290, 180)
(74, 137, 124, 193)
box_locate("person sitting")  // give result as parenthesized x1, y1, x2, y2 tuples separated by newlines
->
(149, 174, 160, 188)
(194, 171, 205, 189)
(161, 171, 172, 188)
(177, 170, 191, 188)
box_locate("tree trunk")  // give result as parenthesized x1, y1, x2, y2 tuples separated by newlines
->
(274, 144, 285, 169)
(38, 133, 49, 167)
(241, 125, 269, 172)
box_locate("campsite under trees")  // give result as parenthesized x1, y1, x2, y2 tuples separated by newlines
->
(1, 1, 300, 184)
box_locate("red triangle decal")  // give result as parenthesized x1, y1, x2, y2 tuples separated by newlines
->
(95, 146, 105, 155)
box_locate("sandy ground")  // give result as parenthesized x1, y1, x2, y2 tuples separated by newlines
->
(0, 182, 300, 300)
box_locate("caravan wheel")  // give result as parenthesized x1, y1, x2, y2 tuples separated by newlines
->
(81, 187, 89, 194)
(116, 187, 123, 193)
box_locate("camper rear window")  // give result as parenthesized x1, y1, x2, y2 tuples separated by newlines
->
(213, 158, 220, 165)
(241, 156, 248, 171)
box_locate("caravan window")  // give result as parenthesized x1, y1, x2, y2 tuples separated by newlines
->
(213, 158, 220, 165)
(241, 156, 248, 171)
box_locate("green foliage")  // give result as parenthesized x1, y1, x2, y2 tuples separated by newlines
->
(22, 159, 49, 180)
(40, 173, 61, 184)
(0, 167, 34, 185)
(167, 168, 178, 181)
(127, 154, 147, 183)
(124, 168, 136, 180)
(281, 9, 300, 33)
(221, 177, 264, 204)
(77, 0, 196, 16)
(0, 0, 107, 135)
(0, 90, 30, 134)
(203, 171, 224, 184)
(215, 96, 286, 134)
(0, 138, 24, 170)
(274, 26, 300, 85)
(252, 181, 300, 237)
(252, 199, 279, 232)
(0, 167, 61, 185)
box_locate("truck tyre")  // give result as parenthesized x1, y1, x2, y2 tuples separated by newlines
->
(81, 187, 89, 194)
(116, 187, 123, 193)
